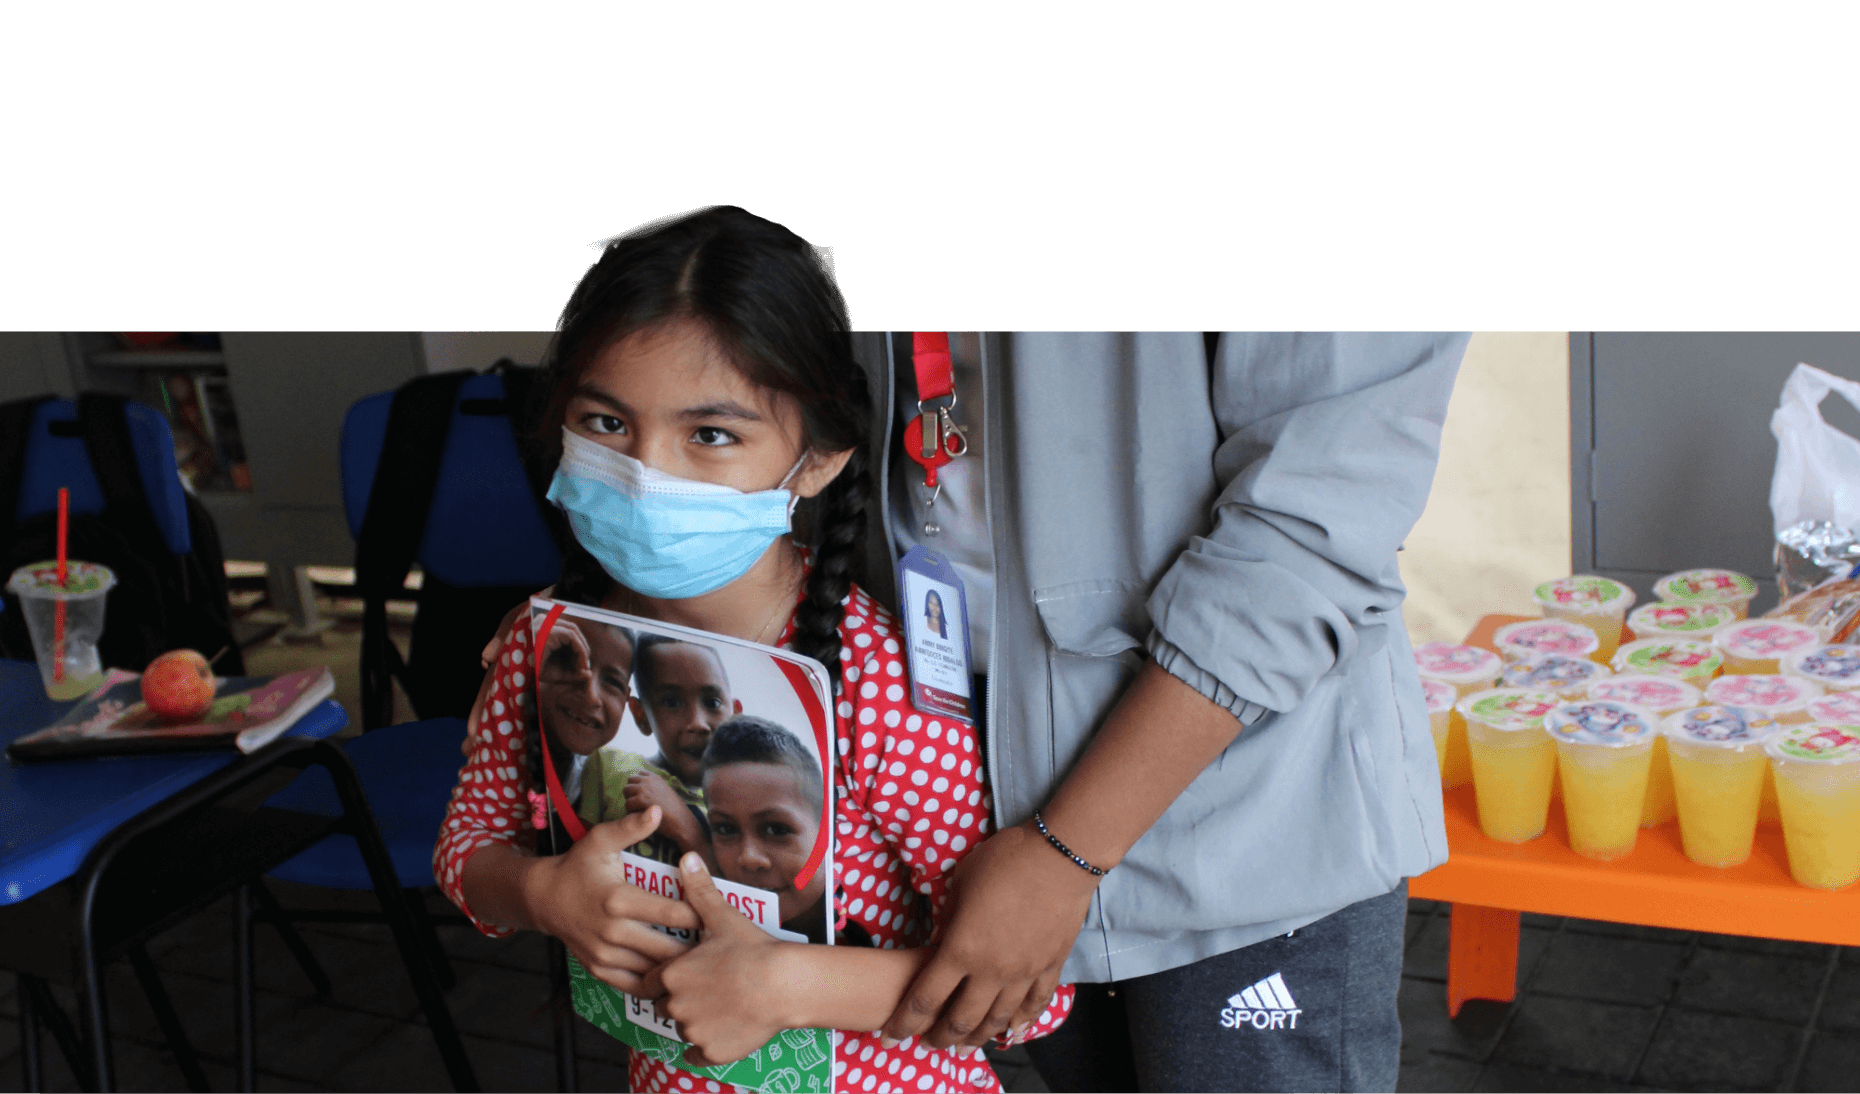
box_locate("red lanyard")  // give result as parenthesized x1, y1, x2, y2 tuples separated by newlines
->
(904, 332, 967, 492)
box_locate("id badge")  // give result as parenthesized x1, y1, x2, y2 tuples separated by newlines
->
(896, 545, 975, 723)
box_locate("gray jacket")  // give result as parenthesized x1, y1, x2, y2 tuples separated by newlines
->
(851, 332, 1468, 982)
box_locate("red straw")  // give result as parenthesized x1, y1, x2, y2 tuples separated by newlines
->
(53, 488, 68, 684)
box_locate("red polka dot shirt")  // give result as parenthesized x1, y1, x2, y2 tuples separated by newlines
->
(435, 582, 1073, 1093)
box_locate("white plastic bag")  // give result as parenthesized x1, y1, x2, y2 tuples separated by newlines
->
(1770, 363, 1860, 536)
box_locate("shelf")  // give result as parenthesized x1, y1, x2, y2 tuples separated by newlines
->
(88, 350, 227, 369)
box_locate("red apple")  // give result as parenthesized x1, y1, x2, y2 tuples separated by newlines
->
(142, 649, 216, 722)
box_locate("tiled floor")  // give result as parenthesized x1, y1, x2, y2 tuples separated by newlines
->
(5, 587, 1857, 1091)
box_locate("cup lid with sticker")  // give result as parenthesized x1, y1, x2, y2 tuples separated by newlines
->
(1611, 638, 1724, 679)
(6, 560, 116, 600)
(1421, 678, 1457, 714)
(1763, 723, 1860, 765)
(1544, 700, 1659, 747)
(1588, 674, 1702, 713)
(1532, 575, 1635, 613)
(1628, 602, 1737, 638)
(1808, 690, 1860, 724)
(1501, 654, 1611, 692)
(1703, 673, 1821, 713)
(1455, 688, 1564, 731)
(1493, 620, 1601, 660)
(1652, 568, 1758, 607)
(1413, 642, 1503, 685)
(1782, 644, 1860, 690)
(1715, 620, 1822, 661)
(1664, 704, 1780, 749)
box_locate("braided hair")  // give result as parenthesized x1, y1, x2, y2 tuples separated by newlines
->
(527, 205, 871, 690)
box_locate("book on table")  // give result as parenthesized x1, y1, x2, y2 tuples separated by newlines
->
(527, 596, 836, 1094)
(5, 667, 335, 762)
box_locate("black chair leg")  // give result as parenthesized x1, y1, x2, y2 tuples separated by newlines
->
(19, 972, 41, 1094)
(22, 974, 92, 1090)
(235, 883, 258, 1092)
(250, 879, 333, 998)
(407, 887, 458, 991)
(547, 938, 578, 1093)
(127, 945, 211, 1093)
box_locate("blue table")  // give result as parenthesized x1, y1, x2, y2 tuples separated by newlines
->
(0, 659, 475, 1091)
(0, 660, 348, 905)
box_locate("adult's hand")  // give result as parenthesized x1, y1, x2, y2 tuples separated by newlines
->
(527, 806, 702, 995)
(645, 853, 792, 1068)
(881, 820, 1098, 1050)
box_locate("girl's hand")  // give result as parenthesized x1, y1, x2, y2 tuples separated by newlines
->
(479, 596, 543, 669)
(644, 853, 795, 1067)
(527, 806, 703, 995)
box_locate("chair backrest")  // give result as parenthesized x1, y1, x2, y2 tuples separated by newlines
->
(340, 370, 560, 587)
(14, 399, 192, 555)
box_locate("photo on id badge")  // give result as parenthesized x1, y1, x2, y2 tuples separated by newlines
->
(897, 546, 974, 724)
(527, 596, 837, 1084)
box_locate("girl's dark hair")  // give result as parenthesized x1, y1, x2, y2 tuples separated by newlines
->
(520, 207, 870, 813)
(700, 714, 821, 811)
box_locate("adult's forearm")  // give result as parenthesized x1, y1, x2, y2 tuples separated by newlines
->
(778, 944, 935, 1032)
(1035, 659, 1248, 870)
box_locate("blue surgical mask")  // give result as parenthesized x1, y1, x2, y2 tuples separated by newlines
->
(546, 427, 805, 599)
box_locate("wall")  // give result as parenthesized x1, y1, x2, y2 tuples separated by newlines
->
(420, 332, 553, 375)
(1399, 332, 1571, 646)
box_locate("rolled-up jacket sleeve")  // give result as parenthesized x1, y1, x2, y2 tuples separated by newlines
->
(1145, 332, 1469, 723)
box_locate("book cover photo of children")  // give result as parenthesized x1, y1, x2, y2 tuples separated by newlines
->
(531, 600, 833, 945)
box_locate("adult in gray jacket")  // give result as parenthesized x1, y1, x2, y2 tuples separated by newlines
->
(860, 332, 1468, 1091)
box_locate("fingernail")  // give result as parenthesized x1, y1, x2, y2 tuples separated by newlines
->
(878, 1036, 899, 1049)
(682, 852, 706, 874)
(648, 805, 662, 822)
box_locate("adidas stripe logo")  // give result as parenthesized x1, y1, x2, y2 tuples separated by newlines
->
(1220, 972, 1303, 1030)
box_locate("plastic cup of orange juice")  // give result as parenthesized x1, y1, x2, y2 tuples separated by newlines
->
(1588, 674, 1702, 715)
(1764, 724, 1860, 890)
(1414, 642, 1500, 792)
(1493, 620, 1601, 665)
(1544, 700, 1659, 861)
(1808, 691, 1860, 724)
(1704, 673, 1820, 724)
(1627, 602, 1737, 644)
(1664, 704, 1779, 868)
(1714, 620, 1822, 676)
(1422, 678, 1465, 788)
(1782, 644, 1860, 692)
(1501, 654, 1611, 701)
(1458, 689, 1562, 843)
(1653, 568, 1759, 620)
(1611, 638, 1723, 685)
(1533, 576, 1636, 663)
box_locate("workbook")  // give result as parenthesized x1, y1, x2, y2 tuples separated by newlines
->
(5, 667, 334, 761)
(528, 597, 835, 1094)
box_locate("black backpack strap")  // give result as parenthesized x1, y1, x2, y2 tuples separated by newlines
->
(77, 393, 174, 562)
(356, 370, 472, 730)
(0, 394, 54, 545)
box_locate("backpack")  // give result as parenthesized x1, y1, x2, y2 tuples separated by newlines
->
(0, 393, 245, 676)
(354, 361, 562, 730)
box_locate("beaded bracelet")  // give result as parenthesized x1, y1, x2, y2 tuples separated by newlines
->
(1032, 810, 1107, 877)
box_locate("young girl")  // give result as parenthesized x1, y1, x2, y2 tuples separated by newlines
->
(434, 206, 1070, 1093)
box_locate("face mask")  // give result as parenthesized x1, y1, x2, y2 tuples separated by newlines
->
(547, 427, 805, 599)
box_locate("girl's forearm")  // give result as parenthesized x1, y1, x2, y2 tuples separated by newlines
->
(774, 943, 935, 1032)
(460, 841, 551, 933)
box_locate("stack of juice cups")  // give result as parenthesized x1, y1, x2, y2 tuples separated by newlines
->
(1714, 619, 1822, 675)
(1782, 644, 1860, 692)
(1764, 724, 1860, 890)
(1422, 679, 1460, 786)
(1533, 576, 1636, 663)
(1663, 704, 1779, 868)
(1611, 638, 1723, 685)
(1501, 653, 1611, 699)
(1652, 568, 1759, 620)
(1590, 674, 1704, 826)
(1626, 602, 1737, 644)
(1703, 674, 1821, 724)
(1457, 689, 1563, 842)
(1492, 619, 1601, 664)
(1413, 642, 1501, 791)
(1545, 700, 1660, 861)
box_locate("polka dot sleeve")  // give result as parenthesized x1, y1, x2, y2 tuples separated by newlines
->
(433, 613, 538, 937)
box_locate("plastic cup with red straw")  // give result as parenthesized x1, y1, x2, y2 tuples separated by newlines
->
(53, 487, 68, 684)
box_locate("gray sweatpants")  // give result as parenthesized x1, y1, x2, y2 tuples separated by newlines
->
(1023, 881, 1407, 1093)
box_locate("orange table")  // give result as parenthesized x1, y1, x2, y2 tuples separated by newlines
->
(1409, 614, 1860, 1017)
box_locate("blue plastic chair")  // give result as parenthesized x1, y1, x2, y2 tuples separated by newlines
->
(13, 398, 191, 554)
